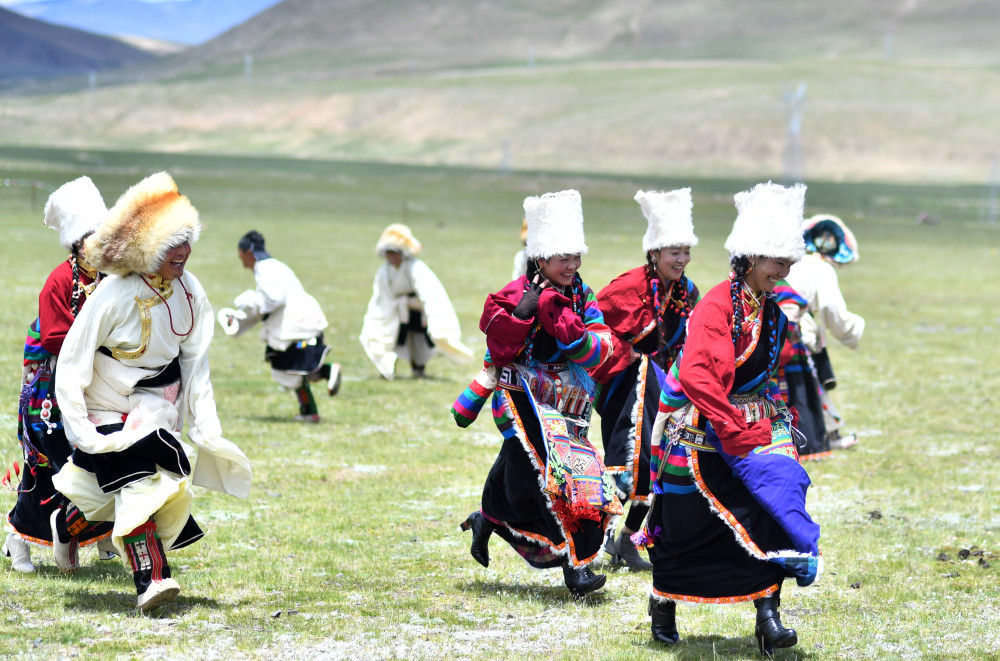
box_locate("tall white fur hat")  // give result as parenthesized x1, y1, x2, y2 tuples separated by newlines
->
(43, 176, 107, 251)
(376, 223, 422, 257)
(635, 188, 698, 253)
(524, 189, 587, 259)
(724, 181, 806, 262)
(85, 172, 200, 277)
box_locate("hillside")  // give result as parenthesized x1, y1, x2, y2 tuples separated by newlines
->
(2, 0, 1000, 184)
(0, 5, 154, 83)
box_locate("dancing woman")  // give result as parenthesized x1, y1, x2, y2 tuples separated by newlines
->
(4, 177, 114, 573)
(594, 188, 700, 570)
(457, 190, 632, 597)
(634, 182, 821, 652)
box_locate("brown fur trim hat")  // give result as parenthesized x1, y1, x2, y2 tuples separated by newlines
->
(85, 172, 200, 276)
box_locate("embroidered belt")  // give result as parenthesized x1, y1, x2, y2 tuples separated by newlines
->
(497, 363, 591, 420)
(668, 393, 779, 451)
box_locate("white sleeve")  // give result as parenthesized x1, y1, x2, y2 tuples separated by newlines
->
(814, 265, 865, 349)
(411, 260, 473, 361)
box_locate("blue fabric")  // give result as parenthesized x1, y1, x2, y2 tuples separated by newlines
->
(705, 421, 820, 557)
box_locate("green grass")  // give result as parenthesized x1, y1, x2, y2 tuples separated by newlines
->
(1, 147, 999, 659)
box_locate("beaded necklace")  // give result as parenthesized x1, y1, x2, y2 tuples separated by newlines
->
(518, 275, 583, 363)
(141, 274, 195, 337)
(69, 255, 103, 318)
(648, 266, 692, 358)
(729, 275, 781, 377)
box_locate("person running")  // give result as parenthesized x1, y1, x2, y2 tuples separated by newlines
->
(785, 214, 865, 450)
(594, 188, 700, 571)
(456, 189, 632, 598)
(52, 172, 251, 612)
(219, 230, 341, 423)
(634, 182, 821, 653)
(4, 176, 115, 573)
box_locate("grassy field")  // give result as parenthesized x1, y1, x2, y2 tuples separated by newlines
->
(0, 146, 999, 660)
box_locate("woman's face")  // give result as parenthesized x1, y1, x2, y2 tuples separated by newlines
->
(652, 246, 691, 282)
(538, 253, 581, 288)
(157, 242, 192, 280)
(745, 256, 793, 294)
(385, 250, 403, 268)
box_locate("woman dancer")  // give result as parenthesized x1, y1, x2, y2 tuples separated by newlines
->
(634, 182, 821, 652)
(5, 177, 115, 573)
(594, 188, 700, 570)
(52, 172, 251, 612)
(457, 190, 632, 597)
(360, 224, 472, 379)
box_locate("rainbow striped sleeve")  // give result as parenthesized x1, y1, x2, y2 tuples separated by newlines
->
(658, 357, 689, 413)
(23, 318, 52, 365)
(559, 285, 610, 369)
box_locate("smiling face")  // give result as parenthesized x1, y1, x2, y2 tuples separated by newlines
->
(745, 256, 793, 294)
(157, 242, 192, 280)
(651, 245, 691, 282)
(538, 253, 581, 288)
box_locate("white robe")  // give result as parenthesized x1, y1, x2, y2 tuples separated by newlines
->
(359, 257, 473, 379)
(232, 257, 329, 389)
(785, 253, 865, 352)
(52, 271, 251, 552)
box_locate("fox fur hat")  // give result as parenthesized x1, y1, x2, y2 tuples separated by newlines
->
(635, 188, 698, 253)
(524, 189, 588, 259)
(43, 176, 107, 251)
(376, 223, 422, 258)
(724, 181, 806, 262)
(85, 172, 200, 277)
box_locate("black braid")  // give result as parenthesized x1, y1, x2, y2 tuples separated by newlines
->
(729, 256, 752, 343)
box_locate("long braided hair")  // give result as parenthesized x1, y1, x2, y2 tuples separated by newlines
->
(646, 251, 693, 360)
(729, 255, 781, 377)
(68, 239, 102, 318)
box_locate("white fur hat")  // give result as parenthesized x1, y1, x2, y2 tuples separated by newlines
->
(724, 182, 806, 262)
(43, 176, 107, 251)
(635, 188, 698, 253)
(85, 172, 200, 277)
(524, 189, 587, 259)
(375, 223, 422, 257)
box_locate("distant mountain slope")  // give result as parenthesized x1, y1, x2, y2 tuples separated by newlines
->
(177, 0, 1000, 78)
(0, 5, 154, 82)
(5, 0, 283, 45)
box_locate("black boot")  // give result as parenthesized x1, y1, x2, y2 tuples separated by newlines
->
(562, 563, 606, 598)
(124, 521, 180, 612)
(459, 511, 495, 567)
(649, 596, 680, 645)
(615, 529, 653, 571)
(754, 594, 797, 654)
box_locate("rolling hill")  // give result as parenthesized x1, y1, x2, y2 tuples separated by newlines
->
(0, 5, 154, 83)
(2, 0, 1000, 184)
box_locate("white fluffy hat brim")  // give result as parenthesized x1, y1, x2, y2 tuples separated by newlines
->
(636, 188, 698, 252)
(524, 189, 588, 259)
(85, 171, 200, 277)
(724, 181, 806, 262)
(376, 223, 422, 257)
(43, 176, 107, 251)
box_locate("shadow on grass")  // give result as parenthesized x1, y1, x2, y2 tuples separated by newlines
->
(62, 586, 222, 616)
(459, 578, 611, 606)
(646, 634, 815, 659)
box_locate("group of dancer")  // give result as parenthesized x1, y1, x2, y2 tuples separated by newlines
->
(1, 171, 478, 610)
(454, 181, 866, 652)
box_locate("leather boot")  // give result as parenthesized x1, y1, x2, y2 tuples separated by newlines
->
(562, 563, 606, 598)
(754, 593, 797, 654)
(124, 521, 180, 612)
(614, 529, 653, 571)
(3, 532, 34, 573)
(648, 595, 679, 645)
(459, 511, 495, 567)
